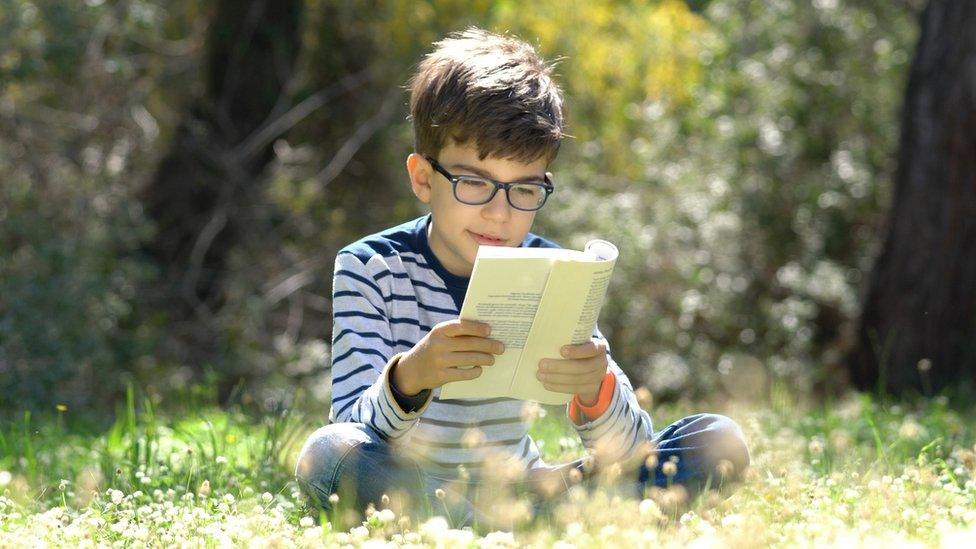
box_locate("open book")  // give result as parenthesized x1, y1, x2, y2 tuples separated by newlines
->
(438, 240, 618, 405)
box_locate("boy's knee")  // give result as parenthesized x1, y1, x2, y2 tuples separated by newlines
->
(700, 414, 750, 478)
(294, 423, 379, 499)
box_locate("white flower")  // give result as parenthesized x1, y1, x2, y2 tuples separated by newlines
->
(0, 471, 11, 488)
(215, 456, 228, 465)
(419, 516, 450, 537)
(480, 531, 516, 547)
(639, 498, 661, 517)
(110, 489, 124, 505)
(721, 514, 745, 528)
(261, 492, 273, 504)
(299, 516, 314, 528)
(376, 508, 395, 524)
(350, 525, 370, 539)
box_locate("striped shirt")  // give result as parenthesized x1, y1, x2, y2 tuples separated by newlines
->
(329, 214, 654, 479)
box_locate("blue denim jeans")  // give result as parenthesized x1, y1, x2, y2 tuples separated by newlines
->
(294, 413, 749, 528)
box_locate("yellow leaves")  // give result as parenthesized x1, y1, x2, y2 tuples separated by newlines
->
(487, 0, 713, 175)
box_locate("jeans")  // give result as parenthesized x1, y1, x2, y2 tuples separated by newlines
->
(294, 413, 749, 529)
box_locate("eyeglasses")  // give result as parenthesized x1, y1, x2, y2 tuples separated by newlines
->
(424, 156, 554, 212)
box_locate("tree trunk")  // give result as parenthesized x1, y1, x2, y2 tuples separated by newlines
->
(140, 0, 301, 359)
(849, 0, 976, 394)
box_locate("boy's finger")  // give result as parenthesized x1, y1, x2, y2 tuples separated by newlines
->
(446, 365, 483, 382)
(560, 340, 603, 358)
(443, 319, 492, 338)
(536, 381, 580, 395)
(449, 351, 496, 368)
(538, 358, 605, 375)
(450, 336, 505, 355)
(537, 366, 607, 383)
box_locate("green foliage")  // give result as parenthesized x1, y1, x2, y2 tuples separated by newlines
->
(0, 0, 928, 408)
(0, 0, 199, 411)
(531, 0, 923, 398)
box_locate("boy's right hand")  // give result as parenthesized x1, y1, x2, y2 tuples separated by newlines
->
(392, 319, 505, 396)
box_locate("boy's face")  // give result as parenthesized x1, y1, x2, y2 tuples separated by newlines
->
(407, 140, 548, 277)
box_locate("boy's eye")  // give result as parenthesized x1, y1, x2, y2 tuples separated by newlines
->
(458, 178, 490, 189)
(512, 184, 542, 197)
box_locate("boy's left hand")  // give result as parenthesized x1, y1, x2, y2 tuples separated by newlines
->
(536, 340, 608, 406)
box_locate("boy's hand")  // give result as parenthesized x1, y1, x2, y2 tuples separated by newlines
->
(393, 319, 505, 396)
(536, 340, 609, 406)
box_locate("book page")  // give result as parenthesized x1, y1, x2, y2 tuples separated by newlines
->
(438, 241, 617, 403)
(510, 241, 617, 404)
(438, 253, 555, 400)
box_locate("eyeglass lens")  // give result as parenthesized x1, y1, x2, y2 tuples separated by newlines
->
(454, 177, 545, 210)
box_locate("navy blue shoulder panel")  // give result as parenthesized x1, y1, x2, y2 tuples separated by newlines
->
(337, 216, 427, 265)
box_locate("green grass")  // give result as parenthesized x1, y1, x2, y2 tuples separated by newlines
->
(1, 386, 975, 546)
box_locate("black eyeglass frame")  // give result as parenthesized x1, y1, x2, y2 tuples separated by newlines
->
(424, 155, 555, 212)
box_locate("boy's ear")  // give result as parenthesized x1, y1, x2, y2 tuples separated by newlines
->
(406, 153, 432, 204)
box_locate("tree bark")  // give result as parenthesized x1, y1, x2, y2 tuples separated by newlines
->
(849, 0, 976, 394)
(140, 0, 301, 343)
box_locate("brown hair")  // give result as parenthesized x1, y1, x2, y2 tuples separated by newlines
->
(408, 27, 566, 164)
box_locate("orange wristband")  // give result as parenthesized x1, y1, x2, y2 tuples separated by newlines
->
(568, 371, 616, 425)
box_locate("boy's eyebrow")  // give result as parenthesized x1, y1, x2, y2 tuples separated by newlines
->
(449, 163, 546, 183)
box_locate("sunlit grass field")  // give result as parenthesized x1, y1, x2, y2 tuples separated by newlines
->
(1, 385, 975, 547)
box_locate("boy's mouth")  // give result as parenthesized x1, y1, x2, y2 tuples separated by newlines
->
(468, 230, 506, 246)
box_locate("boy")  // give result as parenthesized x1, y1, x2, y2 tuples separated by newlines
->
(295, 28, 749, 527)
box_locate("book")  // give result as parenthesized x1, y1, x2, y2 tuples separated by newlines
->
(438, 239, 619, 405)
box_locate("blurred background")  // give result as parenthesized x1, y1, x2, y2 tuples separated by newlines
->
(2, 0, 973, 418)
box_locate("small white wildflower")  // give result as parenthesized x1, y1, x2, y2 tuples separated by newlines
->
(303, 526, 324, 543)
(110, 489, 124, 505)
(215, 456, 228, 465)
(808, 439, 824, 456)
(376, 508, 395, 524)
(481, 531, 516, 547)
(662, 461, 678, 477)
(419, 516, 450, 537)
(261, 492, 273, 504)
(0, 471, 12, 488)
(899, 420, 924, 440)
(639, 498, 661, 518)
(565, 522, 583, 537)
(350, 525, 370, 539)
(299, 516, 315, 528)
(722, 513, 745, 528)
(222, 493, 235, 504)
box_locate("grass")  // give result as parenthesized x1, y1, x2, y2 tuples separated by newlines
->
(0, 384, 975, 547)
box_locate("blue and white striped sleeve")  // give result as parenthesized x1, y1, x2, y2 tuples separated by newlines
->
(572, 327, 654, 466)
(328, 252, 431, 439)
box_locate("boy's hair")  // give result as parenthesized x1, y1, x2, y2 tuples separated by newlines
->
(408, 27, 566, 164)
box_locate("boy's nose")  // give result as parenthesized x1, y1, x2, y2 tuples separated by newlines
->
(481, 188, 513, 220)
